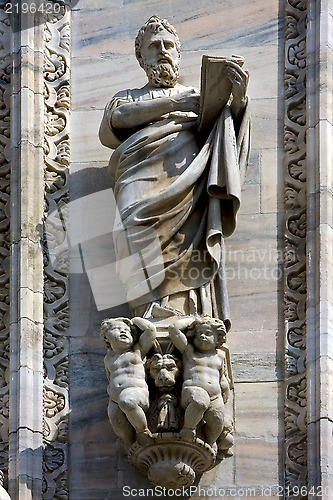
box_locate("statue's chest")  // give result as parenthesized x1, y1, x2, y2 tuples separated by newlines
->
(191, 352, 221, 370)
(113, 351, 141, 371)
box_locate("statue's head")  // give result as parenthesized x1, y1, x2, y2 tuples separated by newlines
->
(135, 16, 181, 88)
(187, 316, 227, 351)
(101, 317, 137, 352)
(147, 353, 181, 391)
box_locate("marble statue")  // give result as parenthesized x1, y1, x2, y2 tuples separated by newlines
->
(101, 316, 156, 447)
(147, 352, 181, 391)
(99, 15, 249, 487)
(99, 15, 250, 329)
(0, 471, 10, 500)
(169, 316, 229, 445)
(147, 353, 182, 431)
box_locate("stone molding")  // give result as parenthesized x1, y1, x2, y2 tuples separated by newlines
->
(9, 11, 45, 500)
(305, 0, 333, 494)
(283, 0, 308, 492)
(42, 4, 71, 499)
(0, 8, 11, 489)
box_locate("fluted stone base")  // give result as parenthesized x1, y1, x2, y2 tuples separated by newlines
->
(128, 433, 217, 488)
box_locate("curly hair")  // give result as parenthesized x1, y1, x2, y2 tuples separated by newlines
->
(135, 16, 181, 68)
(187, 316, 227, 348)
(100, 317, 137, 349)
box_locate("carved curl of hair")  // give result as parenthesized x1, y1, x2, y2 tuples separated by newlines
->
(135, 15, 181, 68)
(187, 316, 227, 348)
(100, 317, 138, 349)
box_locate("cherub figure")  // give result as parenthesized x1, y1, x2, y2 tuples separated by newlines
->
(169, 316, 229, 446)
(101, 316, 156, 448)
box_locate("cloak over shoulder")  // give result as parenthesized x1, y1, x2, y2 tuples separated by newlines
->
(99, 85, 250, 325)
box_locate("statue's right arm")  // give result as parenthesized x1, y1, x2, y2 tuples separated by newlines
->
(111, 90, 200, 130)
(99, 90, 199, 149)
(132, 317, 157, 357)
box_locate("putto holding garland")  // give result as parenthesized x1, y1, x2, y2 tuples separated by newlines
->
(99, 15, 250, 488)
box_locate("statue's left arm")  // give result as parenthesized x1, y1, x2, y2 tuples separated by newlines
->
(219, 351, 230, 403)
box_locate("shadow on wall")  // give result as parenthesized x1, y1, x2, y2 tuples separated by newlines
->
(42, 165, 164, 316)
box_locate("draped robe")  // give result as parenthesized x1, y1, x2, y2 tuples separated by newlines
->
(99, 84, 250, 329)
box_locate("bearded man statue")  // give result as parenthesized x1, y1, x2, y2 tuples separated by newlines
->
(99, 16, 250, 330)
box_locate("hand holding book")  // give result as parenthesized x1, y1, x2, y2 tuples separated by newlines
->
(197, 55, 249, 131)
(226, 60, 249, 119)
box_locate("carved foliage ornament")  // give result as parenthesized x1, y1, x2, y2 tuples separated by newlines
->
(43, 4, 70, 498)
(284, 0, 308, 491)
(0, 10, 11, 489)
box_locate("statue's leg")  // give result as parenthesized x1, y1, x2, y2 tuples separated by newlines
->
(202, 397, 225, 445)
(216, 414, 234, 457)
(118, 387, 150, 434)
(108, 400, 135, 449)
(180, 387, 210, 440)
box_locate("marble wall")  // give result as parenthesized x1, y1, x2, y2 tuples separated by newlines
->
(69, 0, 284, 498)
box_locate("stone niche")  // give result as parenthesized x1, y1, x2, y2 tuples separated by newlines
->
(1, 0, 332, 498)
(96, 11, 251, 491)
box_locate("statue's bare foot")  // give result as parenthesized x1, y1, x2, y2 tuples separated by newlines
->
(179, 427, 196, 441)
(137, 429, 154, 445)
(217, 448, 233, 460)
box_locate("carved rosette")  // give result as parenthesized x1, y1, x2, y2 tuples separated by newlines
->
(284, 0, 308, 492)
(0, 10, 11, 488)
(43, 4, 71, 498)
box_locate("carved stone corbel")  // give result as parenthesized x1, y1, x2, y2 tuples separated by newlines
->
(101, 315, 233, 487)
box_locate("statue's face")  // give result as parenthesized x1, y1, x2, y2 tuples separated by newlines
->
(107, 321, 133, 351)
(141, 28, 179, 68)
(140, 28, 180, 87)
(149, 354, 180, 390)
(194, 324, 218, 352)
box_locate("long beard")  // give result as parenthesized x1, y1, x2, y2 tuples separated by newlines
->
(144, 62, 179, 88)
